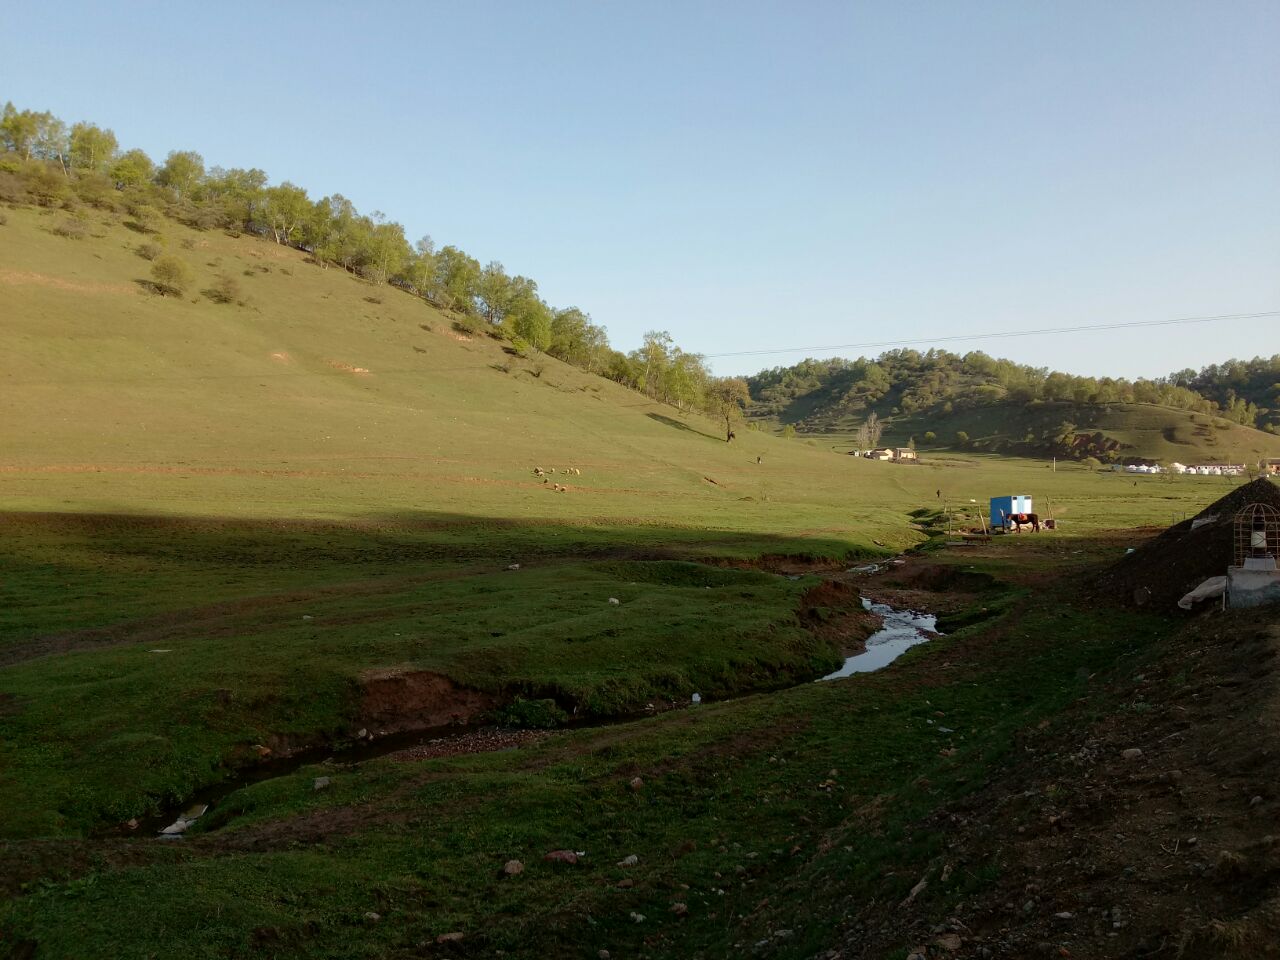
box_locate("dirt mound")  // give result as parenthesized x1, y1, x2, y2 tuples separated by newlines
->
(799, 580, 883, 655)
(359, 667, 496, 734)
(1096, 477, 1280, 609)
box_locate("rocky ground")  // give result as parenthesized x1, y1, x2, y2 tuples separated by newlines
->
(822, 600, 1280, 959)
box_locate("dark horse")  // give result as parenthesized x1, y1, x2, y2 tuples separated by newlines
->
(1005, 512, 1041, 533)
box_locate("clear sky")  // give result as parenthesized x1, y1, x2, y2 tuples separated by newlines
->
(3, 1, 1276, 378)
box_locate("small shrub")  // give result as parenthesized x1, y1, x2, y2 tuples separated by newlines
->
(363, 295, 382, 305)
(149, 255, 192, 296)
(0, 211, 8, 227)
(0, 170, 27, 203)
(923, 431, 937, 442)
(52, 218, 87, 240)
(418, 322, 433, 333)
(782, 425, 797, 439)
(204, 273, 243, 305)
(180, 237, 196, 250)
(452, 314, 485, 337)
(136, 242, 162, 260)
(242, 268, 255, 277)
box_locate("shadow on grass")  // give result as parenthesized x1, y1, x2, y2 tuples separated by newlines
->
(646, 412, 722, 441)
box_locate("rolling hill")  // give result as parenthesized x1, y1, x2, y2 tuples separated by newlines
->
(747, 352, 1280, 465)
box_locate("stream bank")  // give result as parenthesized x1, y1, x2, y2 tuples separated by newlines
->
(133, 592, 937, 840)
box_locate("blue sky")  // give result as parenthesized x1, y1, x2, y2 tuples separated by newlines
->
(4, 1, 1276, 377)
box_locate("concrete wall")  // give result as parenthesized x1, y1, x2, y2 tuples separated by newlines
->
(1228, 567, 1280, 609)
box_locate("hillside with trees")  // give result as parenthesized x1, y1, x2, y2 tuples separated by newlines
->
(1170, 356, 1280, 434)
(747, 349, 1280, 464)
(0, 100, 750, 435)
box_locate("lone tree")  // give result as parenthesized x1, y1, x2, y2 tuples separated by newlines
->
(149, 255, 192, 296)
(855, 411, 883, 449)
(705, 377, 751, 442)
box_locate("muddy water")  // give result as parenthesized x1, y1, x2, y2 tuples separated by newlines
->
(819, 599, 938, 680)
(135, 596, 934, 838)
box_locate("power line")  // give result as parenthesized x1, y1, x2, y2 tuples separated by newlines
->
(702, 310, 1279, 359)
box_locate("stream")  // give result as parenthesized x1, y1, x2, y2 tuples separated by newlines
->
(818, 598, 938, 680)
(138, 596, 935, 839)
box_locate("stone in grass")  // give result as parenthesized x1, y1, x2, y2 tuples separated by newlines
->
(617, 854, 639, 867)
(313, 776, 331, 791)
(436, 932, 464, 943)
(629, 777, 644, 791)
(670, 902, 689, 918)
(503, 859, 524, 876)
(543, 849, 579, 864)
(1121, 748, 1143, 761)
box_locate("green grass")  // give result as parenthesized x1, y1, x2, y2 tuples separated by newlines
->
(0, 546, 1169, 959)
(0, 552, 842, 836)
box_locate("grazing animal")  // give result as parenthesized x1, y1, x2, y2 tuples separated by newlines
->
(1006, 512, 1041, 533)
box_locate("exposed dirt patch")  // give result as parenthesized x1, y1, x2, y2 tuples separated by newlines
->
(799, 580, 884, 655)
(359, 667, 497, 734)
(324, 359, 370, 375)
(386, 727, 552, 762)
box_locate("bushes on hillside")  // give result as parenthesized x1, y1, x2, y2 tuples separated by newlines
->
(203, 273, 243, 305)
(149, 255, 191, 296)
(51, 217, 87, 240)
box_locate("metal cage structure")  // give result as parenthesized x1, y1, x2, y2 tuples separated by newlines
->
(1234, 502, 1280, 569)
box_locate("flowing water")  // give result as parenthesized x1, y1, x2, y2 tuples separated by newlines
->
(819, 599, 938, 680)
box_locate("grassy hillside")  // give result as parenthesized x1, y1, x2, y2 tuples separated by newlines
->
(0, 203, 902, 534)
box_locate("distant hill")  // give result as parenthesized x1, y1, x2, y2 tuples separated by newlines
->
(747, 351, 1280, 466)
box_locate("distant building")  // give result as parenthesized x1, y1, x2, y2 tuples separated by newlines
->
(1187, 463, 1246, 476)
(1261, 458, 1280, 476)
(894, 448, 918, 462)
(867, 448, 894, 461)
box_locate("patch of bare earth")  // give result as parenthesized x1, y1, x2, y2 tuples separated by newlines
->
(359, 667, 497, 734)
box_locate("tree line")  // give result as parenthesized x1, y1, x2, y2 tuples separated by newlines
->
(749, 348, 1279, 434)
(0, 101, 752, 436)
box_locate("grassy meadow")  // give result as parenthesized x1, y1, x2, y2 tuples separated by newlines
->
(0, 203, 1271, 956)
